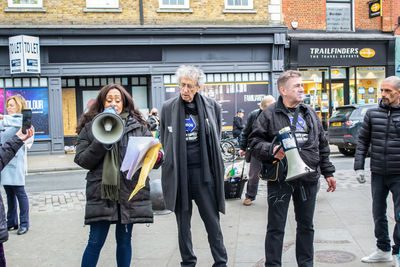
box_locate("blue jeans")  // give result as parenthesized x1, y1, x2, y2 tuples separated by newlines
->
(81, 221, 133, 267)
(371, 173, 400, 254)
(3, 185, 29, 228)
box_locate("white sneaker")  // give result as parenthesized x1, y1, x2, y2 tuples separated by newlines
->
(361, 248, 393, 263)
(393, 255, 400, 267)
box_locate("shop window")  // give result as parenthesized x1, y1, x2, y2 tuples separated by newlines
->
(356, 67, 385, 104)
(326, 0, 352, 32)
(159, 0, 189, 9)
(225, 0, 253, 9)
(8, 0, 43, 8)
(86, 0, 118, 9)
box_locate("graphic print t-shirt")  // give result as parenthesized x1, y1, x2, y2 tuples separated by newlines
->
(287, 108, 309, 147)
(185, 102, 201, 167)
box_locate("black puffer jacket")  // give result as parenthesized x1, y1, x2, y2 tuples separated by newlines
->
(0, 135, 24, 243)
(249, 96, 335, 182)
(240, 108, 262, 151)
(354, 101, 400, 175)
(74, 116, 156, 225)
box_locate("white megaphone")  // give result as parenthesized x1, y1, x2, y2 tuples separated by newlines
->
(91, 106, 125, 145)
(278, 127, 315, 181)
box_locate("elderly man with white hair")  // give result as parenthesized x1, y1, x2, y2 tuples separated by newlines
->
(160, 65, 227, 267)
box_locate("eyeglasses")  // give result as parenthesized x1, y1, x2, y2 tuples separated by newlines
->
(179, 83, 198, 90)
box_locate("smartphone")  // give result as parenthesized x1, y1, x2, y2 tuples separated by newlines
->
(22, 109, 32, 134)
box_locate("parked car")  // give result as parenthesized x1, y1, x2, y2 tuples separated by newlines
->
(328, 103, 377, 156)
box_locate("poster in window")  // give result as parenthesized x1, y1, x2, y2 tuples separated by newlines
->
(0, 89, 3, 113)
(62, 88, 77, 136)
(6, 88, 49, 138)
(203, 83, 235, 129)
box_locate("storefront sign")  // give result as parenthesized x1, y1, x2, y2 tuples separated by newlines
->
(8, 35, 41, 74)
(296, 41, 387, 66)
(368, 0, 381, 18)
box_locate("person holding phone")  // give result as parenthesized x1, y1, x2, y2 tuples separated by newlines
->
(0, 95, 34, 236)
(0, 126, 34, 266)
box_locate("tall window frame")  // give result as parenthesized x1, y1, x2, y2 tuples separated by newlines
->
(326, 0, 353, 32)
(159, 0, 190, 9)
(86, 0, 119, 9)
(225, 0, 253, 10)
(8, 0, 43, 8)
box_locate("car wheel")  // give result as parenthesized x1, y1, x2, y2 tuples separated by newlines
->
(338, 147, 356, 156)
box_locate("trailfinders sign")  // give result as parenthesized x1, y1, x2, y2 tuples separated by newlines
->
(296, 41, 386, 67)
(9, 35, 41, 74)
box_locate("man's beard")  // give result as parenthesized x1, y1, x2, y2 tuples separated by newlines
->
(381, 97, 389, 105)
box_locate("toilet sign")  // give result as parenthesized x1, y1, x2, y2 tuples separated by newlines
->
(9, 35, 41, 74)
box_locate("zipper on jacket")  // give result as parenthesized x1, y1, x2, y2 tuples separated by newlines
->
(384, 109, 392, 175)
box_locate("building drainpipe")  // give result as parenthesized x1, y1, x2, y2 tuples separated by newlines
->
(139, 0, 144, 25)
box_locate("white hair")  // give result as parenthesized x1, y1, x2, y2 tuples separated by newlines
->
(260, 95, 276, 109)
(175, 65, 206, 88)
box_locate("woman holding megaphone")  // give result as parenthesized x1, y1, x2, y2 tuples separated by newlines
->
(74, 83, 162, 267)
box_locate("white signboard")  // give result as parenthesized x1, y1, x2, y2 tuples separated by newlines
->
(9, 35, 41, 74)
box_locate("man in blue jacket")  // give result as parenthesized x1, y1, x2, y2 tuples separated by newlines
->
(354, 76, 400, 267)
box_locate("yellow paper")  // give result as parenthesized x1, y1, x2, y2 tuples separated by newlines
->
(128, 143, 162, 201)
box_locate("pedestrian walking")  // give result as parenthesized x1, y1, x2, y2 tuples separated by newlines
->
(74, 83, 162, 267)
(147, 108, 160, 137)
(354, 76, 400, 267)
(160, 65, 228, 267)
(249, 70, 336, 267)
(233, 109, 244, 145)
(238, 95, 275, 206)
(0, 95, 34, 236)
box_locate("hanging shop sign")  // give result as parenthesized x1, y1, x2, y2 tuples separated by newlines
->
(368, 0, 382, 18)
(8, 35, 41, 74)
(296, 41, 386, 67)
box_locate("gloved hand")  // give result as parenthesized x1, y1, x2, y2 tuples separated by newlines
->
(356, 170, 366, 183)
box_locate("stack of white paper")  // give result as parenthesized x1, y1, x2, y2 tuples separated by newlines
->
(121, 136, 160, 180)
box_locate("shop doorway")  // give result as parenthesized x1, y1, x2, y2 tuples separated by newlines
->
(327, 79, 349, 110)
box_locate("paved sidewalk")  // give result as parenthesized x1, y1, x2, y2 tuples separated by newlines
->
(4, 166, 397, 267)
(8, 148, 396, 266)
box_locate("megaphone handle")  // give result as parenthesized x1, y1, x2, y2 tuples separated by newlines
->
(103, 144, 114, 151)
(272, 145, 282, 157)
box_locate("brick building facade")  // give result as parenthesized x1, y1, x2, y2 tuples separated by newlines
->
(0, 0, 286, 153)
(282, 0, 397, 129)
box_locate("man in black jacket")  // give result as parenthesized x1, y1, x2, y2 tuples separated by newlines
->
(354, 76, 400, 267)
(232, 109, 244, 145)
(239, 95, 275, 206)
(249, 70, 336, 267)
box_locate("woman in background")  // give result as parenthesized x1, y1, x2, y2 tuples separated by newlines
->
(0, 95, 33, 236)
(74, 83, 162, 267)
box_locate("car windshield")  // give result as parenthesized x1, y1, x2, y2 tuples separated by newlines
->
(331, 107, 354, 119)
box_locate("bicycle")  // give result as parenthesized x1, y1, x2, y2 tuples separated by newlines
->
(220, 130, 241, 162)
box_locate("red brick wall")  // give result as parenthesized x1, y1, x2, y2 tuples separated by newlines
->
(282, 0, 326, 30)
(283, 0, 400, 34)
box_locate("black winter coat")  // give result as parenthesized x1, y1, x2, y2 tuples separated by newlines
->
(249, 96, 335, 182)
(74, 116, 155, 225)
(0, 135, 24, 243)
(232, 116, 244, 138)
(354, 101, 400, 175)
(240, 108, 262, 151)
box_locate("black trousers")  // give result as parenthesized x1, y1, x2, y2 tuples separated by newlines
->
(265, 180, 318, 267)
(371, 173, 400, 254)
(175, 168, 227, 267)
